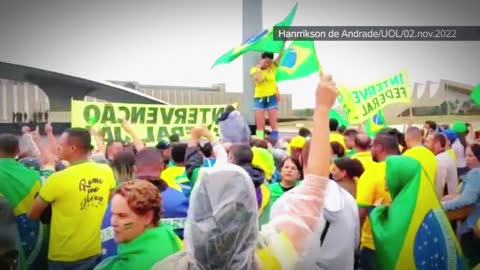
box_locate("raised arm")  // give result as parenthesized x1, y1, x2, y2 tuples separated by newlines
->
(91, 125, 106, 156)
(265, 74, 337, 254)
(31, 126, 56, 169)
(273, 42, 286, 66)
(44, 121, 58, 157)
(122, 119, 145, 152)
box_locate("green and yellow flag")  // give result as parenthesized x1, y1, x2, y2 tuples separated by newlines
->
(212, 3, 298, 67)
(370, 156, 466, 270)
(275, 40, 320, 82)
(365, 110, 387, 137)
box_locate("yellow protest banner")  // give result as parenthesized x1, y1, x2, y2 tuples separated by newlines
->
(71, 100, 229, 145)
(338, 70, 411, 124)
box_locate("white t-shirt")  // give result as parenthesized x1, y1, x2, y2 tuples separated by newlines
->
(452, 139, 467, 168)
(435, 151, 458, 198)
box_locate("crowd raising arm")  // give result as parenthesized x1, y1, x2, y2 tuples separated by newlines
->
(266, 74, 338, 255)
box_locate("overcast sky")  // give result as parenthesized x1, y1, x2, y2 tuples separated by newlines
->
(0, 0, 479, 108)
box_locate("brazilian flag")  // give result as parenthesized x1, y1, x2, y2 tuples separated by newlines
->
(275, 40, 320, 82)
(0, 158, 43, 270)
(471, 83, 480, 106)
(212, 3, 298, 67)
(369, 156, 467, 270)
(365, 110, 387, 137)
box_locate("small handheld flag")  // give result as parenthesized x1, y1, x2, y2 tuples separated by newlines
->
(365, 110, 387, 137)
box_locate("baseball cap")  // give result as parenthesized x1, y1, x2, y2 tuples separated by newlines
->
(289, 136, 306, 149)
(155, 138, 171, 150)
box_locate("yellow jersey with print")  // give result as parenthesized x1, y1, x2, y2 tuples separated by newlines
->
(160, 166, 184, 192)
(403, 146, 438, 186)
(356, 161, 391, 250)
(39, 161, 116, 261)
(250, 65, 277, 98)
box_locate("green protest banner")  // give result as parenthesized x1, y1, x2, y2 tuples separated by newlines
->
(338, 70, 411, 124)
(71, 100, 228, 145)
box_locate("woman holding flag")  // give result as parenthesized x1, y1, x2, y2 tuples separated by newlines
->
(250, 46, 284, 141)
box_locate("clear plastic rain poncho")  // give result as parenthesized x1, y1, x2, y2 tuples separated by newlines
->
(152, 162, 327, 270)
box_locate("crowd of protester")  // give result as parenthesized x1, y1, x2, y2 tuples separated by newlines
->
(1, 75, 480, 270)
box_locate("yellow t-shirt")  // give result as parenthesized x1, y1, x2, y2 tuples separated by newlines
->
(250, 65, 277, 98)
(330, 132, 346, 150)
(160, 166, 184, 191)
(39, 161, 116, 261)
(351, 151, 375, 172)
(403, 146, 438, 186)
(356, 161, 391, 250)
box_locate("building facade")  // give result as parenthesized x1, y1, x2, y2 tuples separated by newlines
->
(0, 79, 294, 123)
(383, 80, 479, 127)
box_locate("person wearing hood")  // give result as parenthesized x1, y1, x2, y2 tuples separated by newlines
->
(269, 157, 303, 204)
(152, 73, 336, 270)
(217, 105, 251, 144)
(95, 180, 182, 270)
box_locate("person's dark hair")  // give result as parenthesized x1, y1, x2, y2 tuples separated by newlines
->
(230, 144, 253, 165)
(329, 119, 339, 132)
(379, 128, 405, 150)
(457, 133, 468, 154)
(112, 149, 136, 183)
(433, 133, 447, 148)
(199, 142, 213, 158)
(171, 143, 188, 164)
(251, 139, 268, 149)
(343, 128, 358, 138)
(169, 133, 180, 143)
(280, 157, 304, 180)
(299, 128, 312, 138)
(225, 105, 235, 112)
(374, 132, 400, 155)
(0, 134, 19, 157)
(334, 158, 365, 179)
(65, 128, 93, 153)
(337, 126, 346, 134)
(425, 121, 437, 131)
(470, 144, 480, 161)
(261, 52, 274, 59)
(330, 141, 345, 158)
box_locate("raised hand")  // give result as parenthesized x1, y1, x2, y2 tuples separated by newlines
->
(316, 74, 338, 110)
(45, 121, 53, 134)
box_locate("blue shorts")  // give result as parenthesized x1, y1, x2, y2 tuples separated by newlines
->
(253, 95, 278, 111)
